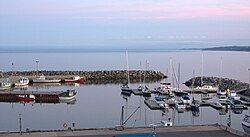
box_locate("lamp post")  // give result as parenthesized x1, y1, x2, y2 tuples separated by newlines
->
(11, 63, 14, 76)
(36, 61, 39, 76)
(248, 69, 250, 90)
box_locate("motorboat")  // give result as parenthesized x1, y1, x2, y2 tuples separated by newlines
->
(190, 99, 200, 110)
(242, 114, 250, 128)
(227, 90, 237, 98)
(217, 88, 227, 95)
(0, 81, 11, 90)
(182, 95, 190, 104)
(230, 100, 244, 109)
(209, 101, 223, 109)
(195, 85, 218, 92)
(33, 75, 61, 83)
(63, 76, 85, 83)
(175, 99, 185, 112)
(120, 84, 132, 95)
(155, 82, 174, 96)
(16, 94, 35, 102)
(59, 89, 77, 101)
(219, 95, 229, 105)
(165, 96, 176, 106)
(15, 77, 29, 86)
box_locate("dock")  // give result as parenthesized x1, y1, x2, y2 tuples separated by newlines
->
(131, 89, 143, 95)
(144, 100, 162, 110)
(0, 124, 243, 137)
(0, 91, 64, 103)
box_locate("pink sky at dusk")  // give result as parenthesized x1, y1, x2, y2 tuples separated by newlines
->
(0, 0, 249, 48)
(0, 0, 249, 20)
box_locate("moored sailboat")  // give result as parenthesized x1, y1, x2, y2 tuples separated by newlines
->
(121, 50, 132, 95)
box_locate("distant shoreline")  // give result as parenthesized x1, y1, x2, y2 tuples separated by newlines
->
(202, 46, 250, 52)
(0, 46, 249, 53)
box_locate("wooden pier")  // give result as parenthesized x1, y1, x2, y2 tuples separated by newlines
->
(0, 91, 64, 103)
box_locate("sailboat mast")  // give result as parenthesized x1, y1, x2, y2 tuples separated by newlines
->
(126, 50, 130, 87)
(178, 63, 180, 89)
(169, 58, 173, 86)
(201, 53, 204, 86)
(219, 57, 222, 86)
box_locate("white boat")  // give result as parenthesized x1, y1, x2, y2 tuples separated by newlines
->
(15, 77, 29, 86)
(210, 101, 223, 109)
(195, 85, 218, 92)
(217, 88, 227, 95)
(59, 90, 77, 101)
(33, 75, 61, 83)
(230, 100, 244, 109)
(0, 81, 11, 90)
(182, 95, 190, 104)
(16, 94, 35, 102)
(227, 90, 237, 98)
(190, 99, 200, 110)
(242, 114, 250, 127)
(120, 50, 132, 94)
(175, 99, 185, 112)
(166, 97, 176, 106)
(63, 76, 85, 83)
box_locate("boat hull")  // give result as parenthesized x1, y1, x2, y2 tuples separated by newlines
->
(16, 96, 35, 102)
(59, 95, 76, 100)
(64, 77, 85, 83)
(33, 79, 61, 83)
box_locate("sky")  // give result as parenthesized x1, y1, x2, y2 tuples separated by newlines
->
(0, 0, 250, 51)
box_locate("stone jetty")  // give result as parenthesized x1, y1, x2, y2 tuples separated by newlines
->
(0, 70, 164, 84)
(184, 76, 249, 91)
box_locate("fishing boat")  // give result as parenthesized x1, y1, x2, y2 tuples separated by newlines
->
(59, 89, 77, 101)
(15, 77, 29, 86)
(63, 76, 85, 83)
(0, 81, 11, 90)
(33, 75, 61, 83)
(16, 94, 35, 102)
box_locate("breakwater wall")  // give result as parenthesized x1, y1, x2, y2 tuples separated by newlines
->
(0, 70, 164, 84)
(184, 76, 249, 91)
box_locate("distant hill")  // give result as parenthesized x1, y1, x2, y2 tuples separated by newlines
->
(203, 46, 250, 52)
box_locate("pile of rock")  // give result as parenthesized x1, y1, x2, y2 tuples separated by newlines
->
(184, 76, 249, 91)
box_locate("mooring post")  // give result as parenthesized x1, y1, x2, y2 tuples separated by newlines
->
(19, 113, 22, 135)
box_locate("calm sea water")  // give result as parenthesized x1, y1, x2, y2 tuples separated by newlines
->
(0, 51, 250, 132)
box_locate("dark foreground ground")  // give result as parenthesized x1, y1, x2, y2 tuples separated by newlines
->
(0, 124, 248, 137)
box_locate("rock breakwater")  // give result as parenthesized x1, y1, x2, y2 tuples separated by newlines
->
(1, 70, 164, 84)
(185, 76, 249, 91)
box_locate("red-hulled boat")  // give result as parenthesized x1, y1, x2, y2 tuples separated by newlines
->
(64, 76, 85, 83)
(16, 94, 36, 102)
